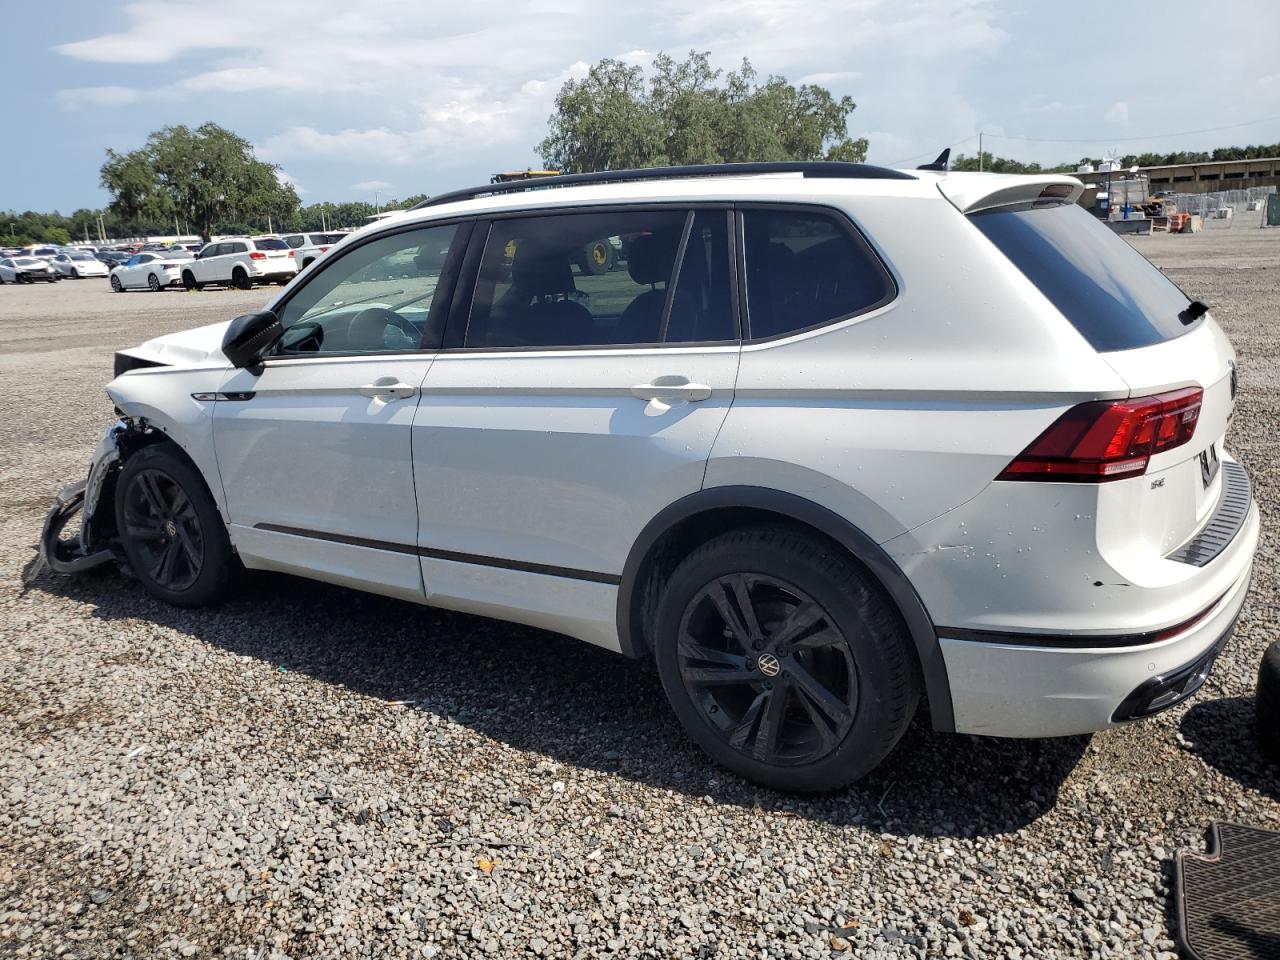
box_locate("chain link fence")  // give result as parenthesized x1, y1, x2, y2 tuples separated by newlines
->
(1168, 186, 1277, 227)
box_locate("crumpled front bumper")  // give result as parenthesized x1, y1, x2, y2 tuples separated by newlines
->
(31, 421, 130, 579)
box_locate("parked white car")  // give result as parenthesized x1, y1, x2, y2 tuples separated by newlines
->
(109, 251, 190, 292)
(183, 237, 296, 290)
(0, 256, 58, 283)
(40, 162, 1259, 792)
(282, 231, 350, 272)
(50, 250, 110, 279)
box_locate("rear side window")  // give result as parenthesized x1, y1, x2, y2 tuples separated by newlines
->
(970, 201, 1193, 351)
(467, 209, 734, 349)
(254, 238, 288, 251)
(742, 209, 893, 340)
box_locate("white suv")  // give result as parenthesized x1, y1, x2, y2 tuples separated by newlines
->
(183, 237, 297, 290)
(281, 231, 350, 272)
(40, 162, 1258, 792)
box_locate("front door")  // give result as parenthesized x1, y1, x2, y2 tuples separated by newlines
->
(412, 207, 740, 636)
(213, 220, 467, 602)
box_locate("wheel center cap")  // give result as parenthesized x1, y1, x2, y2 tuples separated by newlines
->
(164, 519, 177, 537)
(756, 653, 781, 677)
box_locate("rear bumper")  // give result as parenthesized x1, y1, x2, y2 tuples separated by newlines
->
(938, 502, 1257, 737)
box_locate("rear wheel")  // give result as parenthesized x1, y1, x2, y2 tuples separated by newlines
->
(147, 273, 161, 292)
(115, 445, 232, 607)
(654, 526, 919, 792)
(233, 267, 253, 290)
(110, 275, 124, 293)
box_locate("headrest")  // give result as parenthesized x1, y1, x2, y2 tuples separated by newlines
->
(511, 242, 576, 297)
(627, 233, 680, 286)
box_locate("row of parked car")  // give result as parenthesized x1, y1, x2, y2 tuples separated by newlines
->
(0, 231, 351, 291)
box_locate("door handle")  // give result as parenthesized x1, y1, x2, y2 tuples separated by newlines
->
(359, 378, 416, 401)
(630, 377, 713, 403)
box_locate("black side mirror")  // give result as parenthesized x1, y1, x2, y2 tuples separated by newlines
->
(222, 310, 283, 370)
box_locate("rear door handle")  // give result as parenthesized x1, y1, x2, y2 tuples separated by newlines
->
(631, 377, 713, 403)
(359, 378, 416, 401)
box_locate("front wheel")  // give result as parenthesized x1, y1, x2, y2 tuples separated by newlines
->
(654, 526, 919, 792)
(71, 269, 80, 279)
(110, 275, 124, 293)
(182, 271, 202, 291)
(114, 445, 233, 607)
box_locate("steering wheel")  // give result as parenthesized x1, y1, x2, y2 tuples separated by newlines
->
(346, 307, 417, 350)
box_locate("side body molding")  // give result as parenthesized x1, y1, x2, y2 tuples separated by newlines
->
(616, 485, 955, 732)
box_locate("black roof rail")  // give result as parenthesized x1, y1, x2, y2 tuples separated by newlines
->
(412, 161, 916, 210)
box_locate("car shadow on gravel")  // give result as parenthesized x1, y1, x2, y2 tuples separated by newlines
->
(33, 566, 1088, 838)
(1179, 696, 1279, 803)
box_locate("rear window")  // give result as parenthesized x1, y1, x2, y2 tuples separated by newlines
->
(970, 201, 1194, 352)
(254, 238, 289, 251)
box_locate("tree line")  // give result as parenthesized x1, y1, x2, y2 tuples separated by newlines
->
(5, 49, 1278, 246)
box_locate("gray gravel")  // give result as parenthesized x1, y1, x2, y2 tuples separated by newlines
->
(1, 236, 1278, 959)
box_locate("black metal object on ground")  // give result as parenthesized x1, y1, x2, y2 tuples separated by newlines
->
(1175, 822, 1280, 959)
(1260, 640, 1280, 762)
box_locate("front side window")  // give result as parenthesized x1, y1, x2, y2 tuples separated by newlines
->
(274, 222, 461, 355)
(742, 208, 894, 340)
(466, 209, 733, 349)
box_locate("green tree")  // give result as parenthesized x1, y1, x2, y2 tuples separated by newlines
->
(100, 123, 299, 241)
(539, 51, 867, 173)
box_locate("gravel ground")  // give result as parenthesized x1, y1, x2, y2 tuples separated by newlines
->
(0, 235, 1278, 960)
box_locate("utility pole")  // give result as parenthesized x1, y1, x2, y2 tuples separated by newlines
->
(375, 191, 380, 214)
(978, 131, 984, 173)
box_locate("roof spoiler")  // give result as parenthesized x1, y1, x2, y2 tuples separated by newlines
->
(938, 174, 1084, 214)
(917, 148, 950, 172)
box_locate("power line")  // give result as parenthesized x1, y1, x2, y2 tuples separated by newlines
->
(981, 113, 1280, 145)
(883, 133, 977, 168)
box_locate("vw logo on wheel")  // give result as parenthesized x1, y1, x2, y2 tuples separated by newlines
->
(756, 653, 781, 677)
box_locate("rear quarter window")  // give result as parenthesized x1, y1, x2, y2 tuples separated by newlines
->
(742, 208, 894, 340)
(969, 201, 1193, 351)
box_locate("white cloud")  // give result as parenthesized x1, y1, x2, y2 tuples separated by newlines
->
(1104, 101, 1129, 125)
(798, 71, 864, 87)
(57, 85, 145, 110)
(276, 170, 306, 195)
(353, 180, 392, 191)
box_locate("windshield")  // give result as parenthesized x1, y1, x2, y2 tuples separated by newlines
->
(70, 252, 95, 261)
(970, 201, 1194, 352)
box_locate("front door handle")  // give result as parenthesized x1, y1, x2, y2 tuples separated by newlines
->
(631, 377, 713, 403)
(359, 378, 416, 401)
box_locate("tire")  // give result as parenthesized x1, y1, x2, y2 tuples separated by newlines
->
(653, 526, 920, 792)
(1258, 639, 1280, 761)
(182, 271, 202, 291)
(578, 239, 614, 276)
(71, 269, 80, 279)
(301, 258, 314, 270)
(232, 267, 253, 290)
(110, 275, 124, 293)
(114, 444, 233, 607)
(147, 273, 161, 292)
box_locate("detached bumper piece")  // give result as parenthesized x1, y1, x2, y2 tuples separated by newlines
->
(1175, 822, 1280, 960)
(1110, 606, 1240, 722)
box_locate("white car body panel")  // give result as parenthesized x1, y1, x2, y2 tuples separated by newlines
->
(112, 254, 186, 290)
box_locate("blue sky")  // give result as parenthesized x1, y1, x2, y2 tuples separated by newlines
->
(4, 0, 1280, 212)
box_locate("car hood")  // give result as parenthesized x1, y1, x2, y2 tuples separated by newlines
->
(121, 319, 232, 368)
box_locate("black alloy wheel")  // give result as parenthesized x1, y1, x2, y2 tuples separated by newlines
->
(120, 468, 205, 592)
(148, 273, 161, 292)
(654, 526, 919, 792)
(111, 274, 124, 292)
(677, 573, 857, 765)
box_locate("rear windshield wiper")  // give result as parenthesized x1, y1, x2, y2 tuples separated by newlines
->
(1179, 300, 1209, 326)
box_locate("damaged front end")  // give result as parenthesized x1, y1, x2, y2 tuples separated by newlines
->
(32, 418, 159, 580)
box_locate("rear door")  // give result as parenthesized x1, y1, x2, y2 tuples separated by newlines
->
(969, 199, 1236, 553)
(412, 206, 740, 623)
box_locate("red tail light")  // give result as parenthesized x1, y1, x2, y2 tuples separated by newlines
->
(249, 251, 267, 260)
(288, 250, 295, 257)
(318, 246, 329, 252)
(998, 387, 1203, 483)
